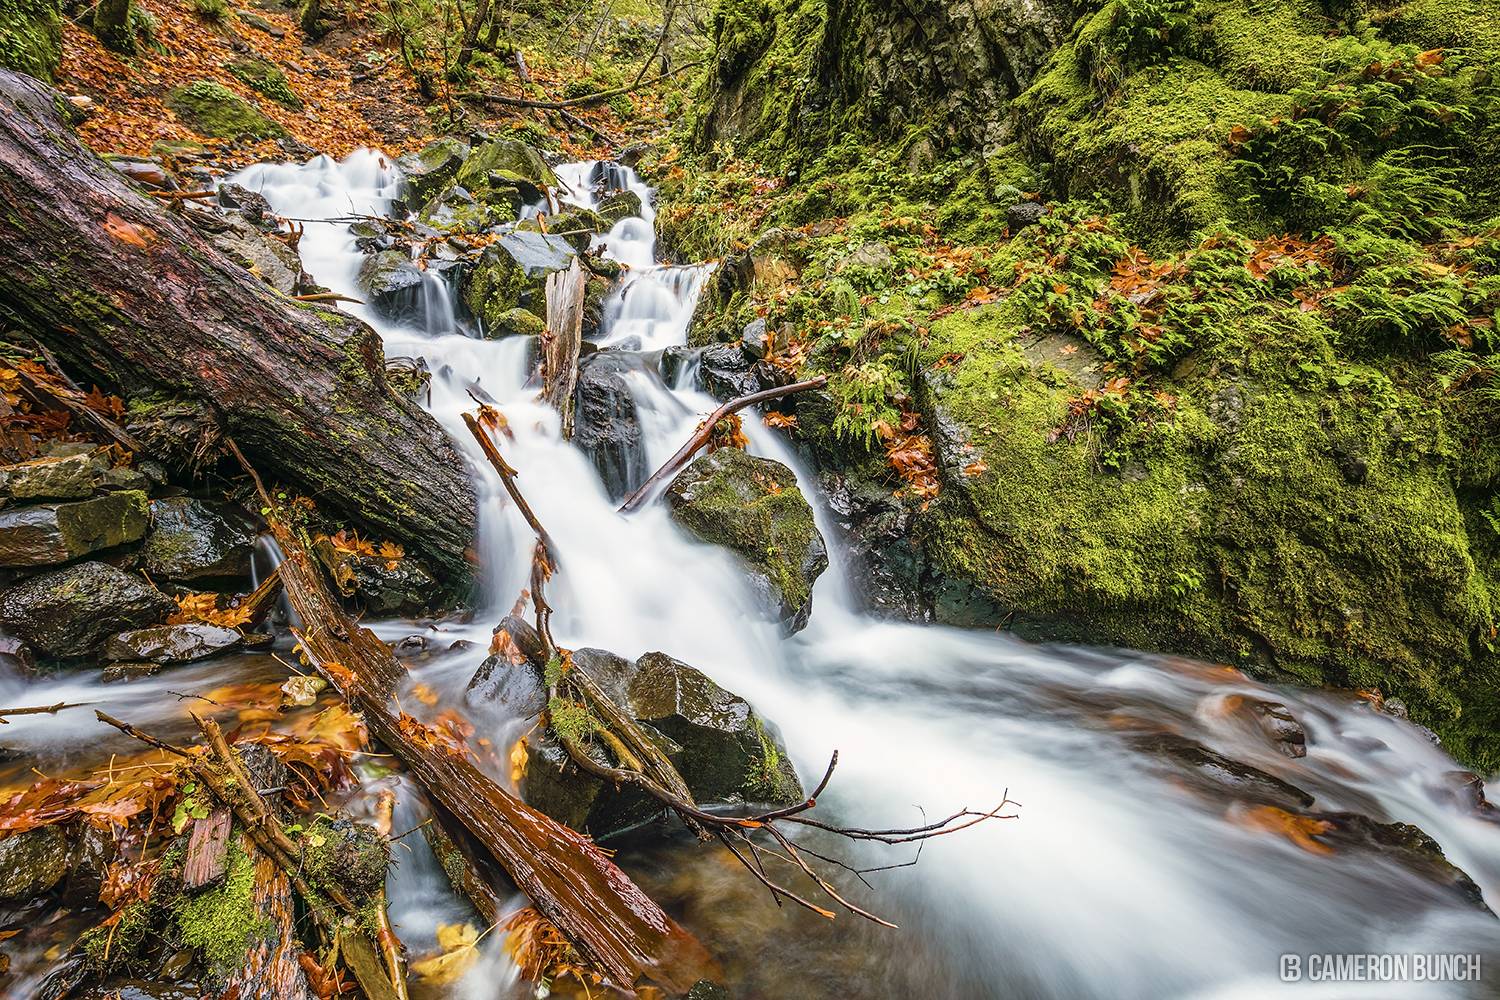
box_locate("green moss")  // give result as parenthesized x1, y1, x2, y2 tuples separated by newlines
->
(165, 79, 285, 140)
(225, 56, 301, 108)
(548, 696, 601, 744)
(0, 0, 61, 81)
(176, 839, 269, 976)
(745, 716, 799, 801)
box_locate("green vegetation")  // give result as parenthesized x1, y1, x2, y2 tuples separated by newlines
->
(655, 0, 1500, 766)
(165, 79, 286, 139)
(0, 0, 62, 81)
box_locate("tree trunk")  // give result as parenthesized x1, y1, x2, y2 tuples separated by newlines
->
(0, 70, 477, 584)
(93, 0, 134, 53)
(455, 0, 491, 68)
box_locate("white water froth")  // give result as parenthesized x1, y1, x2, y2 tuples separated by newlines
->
(192, 150, 1500, 998)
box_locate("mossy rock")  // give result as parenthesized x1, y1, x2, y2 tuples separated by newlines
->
(0, 0, 62, 82)
(166, 80, 284, 140)
(0, 490, 150, 567)
(397, 136, 470, 204)
(665, 448, 828, 633)
(454, 138, 559, 201)
(224, 55, 301, 109)
(462, 230, 575, 328)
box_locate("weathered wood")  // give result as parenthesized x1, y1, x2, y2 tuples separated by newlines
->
(543, 258, 587, 438)
(0, 70, 477, 582)
(182, 808, 233, 889)
(225, 841, 316, 1000)
(271, 523, 717, 995)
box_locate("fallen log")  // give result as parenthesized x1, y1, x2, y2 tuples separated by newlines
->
(229, 444, 716, 994)
(618, 375, 829, 512)
(542, 257, 587, 438)
(0, 69, 477, 582)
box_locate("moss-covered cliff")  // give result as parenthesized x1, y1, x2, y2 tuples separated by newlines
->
(656, 0, 1500, 767)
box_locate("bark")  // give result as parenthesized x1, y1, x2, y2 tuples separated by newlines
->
(226, 843, 316, 1000)
(543, 258, 586, 438)
(263, 501, 717, 995)
(455, 0, 492, 68)
(0, 70, 477, 583)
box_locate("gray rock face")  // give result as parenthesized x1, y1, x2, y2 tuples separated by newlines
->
(1007, 200, 1046, 231)
(696, 343, 760, 401)
(397, 136, 470, 204)
(0, 562, 174, 658)
(0, 490, 149, 568)
(522, 647, 802, 837)
(0, 452, 104, 500)
(573, 352, 648, 501)
(665, 449, 828, 633)
(463, 231, 576, 330)
(357, 249, 427, 325)
(140, 497, 259, 583)
(102, 623, 242, 663)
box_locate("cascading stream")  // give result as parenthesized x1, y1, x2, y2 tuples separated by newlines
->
(3, 149, 1485, 999)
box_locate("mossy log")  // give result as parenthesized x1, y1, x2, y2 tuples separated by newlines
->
(0, 70, 476, 584)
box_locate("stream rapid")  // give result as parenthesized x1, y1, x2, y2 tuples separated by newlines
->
(6, 149, 1499, 999)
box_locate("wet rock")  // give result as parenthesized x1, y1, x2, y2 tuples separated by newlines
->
(523, 647, 802, 836)
(685, 982, 731, 1000)
(480, 306, 547, 340)
(101, 660, 164, 683)
(1006, 201, 1046, 231)
(1438, 771, 1500, 820)
(102, 623, 242, 663)
(312, 538, 439, 616)
(1132, 734, 1315, 811)
(739, 317, 770, 360)
(397, 136, 470, 205)
(665, 449, 828, 633)
(0, 634, 35, 674)
(696, 343, 759, 400)
(0, 825, 72, 902)
(165, 79, 284, 140)
(573, 352, 648, 501)
(350, 219, 395, 253)
(596, 188, 642, 225)
(0, 490, 149, 568)
(617, 142, 651, 168)
(455, 138, 558, 202)
(687, 232, 801, 346)
(140, 497, 259, 584)
(466, 617, 547, 714)
(0, 452, 105, 501)
(209, 215, 309, 295)
(356, 249, 427, 325)
(0, 562, 174, 658)
(546, 206, 607, 252)
(463, 231, 575, 329)
(1311, 812, 1491, 911)
(1249, 700, 1307, 758)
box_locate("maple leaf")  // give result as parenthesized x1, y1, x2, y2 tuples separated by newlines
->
(168, 591, 253, 629)
(509, 737, 529, 785)
(280, 674, 327, 708)
(1233, 804, 1335, 855)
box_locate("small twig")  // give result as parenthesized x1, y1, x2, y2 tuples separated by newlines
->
(0, 701, 88, 722)
(293, 292, 364, 304)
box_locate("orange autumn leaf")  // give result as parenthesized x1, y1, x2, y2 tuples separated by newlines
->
(102, 212, 154, 248)
(1234, 805, 1335, 856)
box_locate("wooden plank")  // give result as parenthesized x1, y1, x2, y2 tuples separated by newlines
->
(181, 808, 232, 889)
(543, 257, 587, 438)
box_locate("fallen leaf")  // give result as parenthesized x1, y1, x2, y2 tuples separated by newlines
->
(280, 674, 327, 708)
(411, 922, 480, 984)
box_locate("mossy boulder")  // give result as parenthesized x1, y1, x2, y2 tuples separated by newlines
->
(397, 136, 470, 205)
(0, 0, 61, 82)
(546, 206, 607, 252)
(0, 451, 106, 501)
(165, 80, 284, 140)
(522, 647, 803, 837)
(0, 490, 149, 567)
(462, 230, 575, 329)
(224, 55, 301, 109)
(596, 189, 642, 225)
(0, 561, 174, 657)
(0, 824, 72, 902)
(454, 138, 558, 202)
(665, 448, 828, 633)
(140, 497, 258, 584)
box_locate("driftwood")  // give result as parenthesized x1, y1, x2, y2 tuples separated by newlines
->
(0, 69, 477, 581)
(618, 375, 829, 512)
(543, 257, 588, 438)
(226, 442, 716, 994)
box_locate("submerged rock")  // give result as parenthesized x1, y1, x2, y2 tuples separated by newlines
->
(397, 136, 470, 205)
(140, 497, 258, 584)
(0, 490, 149, 567)
(0, 562, 173, 658)
(0, 825, 72, 902)
(573, 352, 648, 501)
(102, 623, 242, 663)
(665, 449, 827, 633)
(522, 647, 802, 837)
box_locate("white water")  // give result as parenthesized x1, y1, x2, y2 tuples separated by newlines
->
(8, 149, 1494, 998)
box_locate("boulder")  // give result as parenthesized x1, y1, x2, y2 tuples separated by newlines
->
(312, 538, 439, 616)
(0, 490, 149, 567)
(665, 449, 828, 633)
(209, 215, 309, 296)
(696, 343, 760, 401)
(140, 497, 259, 584)
(463, 231, 575, 330)
(165, 80, 284, 140)
(224, 55, 301, 109)
(596, 189, 643, 225)
(454, 138, 558, 202)
(522, 647, 802, 837)
(419, 181, 519, 231)
(0, 562, 173, 658)
(1006, 200, 1046, 231)
(356, 249, 426, 325)
(0, 452, 104, 501)
(546, 206, 607, 252)
(396, 136, 469, 204)
(480, 306, 547, 340)
(102, 623, 242, 663)
(0, 824, 72, 902)
(573, 352, 647, 500)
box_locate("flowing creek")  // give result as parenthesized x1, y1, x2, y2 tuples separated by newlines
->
(5, 150, 1500, 999)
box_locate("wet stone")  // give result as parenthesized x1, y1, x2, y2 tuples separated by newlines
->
(696, 343, 759, 401)
(0, 824, 72, 902)
(596, 188, 642, 225)
(357, 249, 427, 325)
(0, 490, 149, 568)
(140, 497, 259, 584)
(1131, 734, 1315, 811)
(102, 623, 242, 663)
(0, 452, 105, 501)
(396, 136, 470, 205)
(0, 561, 174, 658)
(573, 352, 648, 501)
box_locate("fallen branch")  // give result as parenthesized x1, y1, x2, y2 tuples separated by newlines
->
(292, 292, 364, 304)
(618, 375, 828, 512)
(466, 58, 706, 110)
(27, 339, 146, 455)
(542, 257, 587, 438)
(0, 701, 87, 722)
